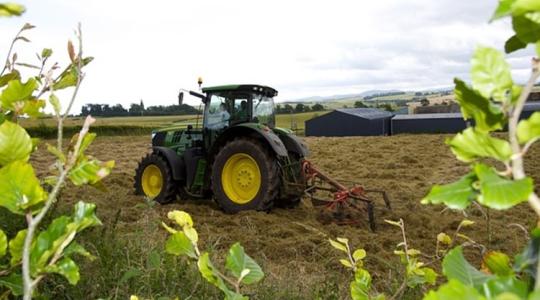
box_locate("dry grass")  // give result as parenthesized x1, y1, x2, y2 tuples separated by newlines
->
(25, 134, 540, 299)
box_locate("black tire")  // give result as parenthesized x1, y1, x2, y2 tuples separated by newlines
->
(134, 153, 177, 204)
(211, 138, 280, 213)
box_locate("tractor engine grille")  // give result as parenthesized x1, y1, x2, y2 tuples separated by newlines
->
(171, 131, 183, 144)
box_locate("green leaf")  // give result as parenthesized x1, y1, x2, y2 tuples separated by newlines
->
(0, 273, 23, 296)
(492, 0, 517, 20)
(22, 99, 45, 117)
(45, 257, 80, 285)
(71, 201, 102, 230)
(474, 163, 533, 210)
(64, 242, 94, 260)
(437, 233, 452, 245)
(167, 210, 193, 227)
(0, 161, 47, 214)
(350, 269, 371, 300)
(49, 93, 61, 114)
(225, 243, 264, 284)
(198, 252, 232, 294)
(482, 276, 528, 299)
(329, 239, 348, 252)
(505, 35, 528, 53)
(183, 227, 198, 244)
(147, 249, 161, 269)
(31, 216, 71, 271)
(31, 202, 100, 272)
(336, 237, 349, 244)
(0, 78, 38, 111)
(423, 279, 486, 300)
(0, 121, 32, 166)
(0, 229, 6, 258)
(165, 231, 197, 259)
(482, 251, 513, 276)
(0, 70, 20, 88)
(353, 249, 367, 261)
(422, 267, 438, 285)
(41, 48, 53, 59)
(454, 79, 505, 132)
(517, 112, 540, 144)
(513, 0, 540, 15)
(47, 143, 66, 163)
(421, 173, 477, 209)
(68, 157, 114, 186)
(0, 3, 25, 17)
(513, 13, 540, 44)
(459, 220, 475, 227)
(471, 47, 513, 102)
(77, 132, 96, 156)
(340, 259, 353, 268)
(447, 128, 512, 162)
(443, 247, 492, 288)
(53, 67, 78, 90)
(119, 268, 142, 284)
(384, 219, 402, 227)
(9, 230, 26, 266)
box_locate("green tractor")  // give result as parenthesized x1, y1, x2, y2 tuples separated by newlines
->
(134, 83, 309, 213)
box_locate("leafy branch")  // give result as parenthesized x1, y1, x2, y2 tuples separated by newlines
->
(163, 210, 264, 300)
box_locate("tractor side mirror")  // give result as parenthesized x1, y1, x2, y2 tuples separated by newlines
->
(178, 91, 184, 106)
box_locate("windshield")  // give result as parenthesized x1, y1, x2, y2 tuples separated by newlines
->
(252, 94, 275, 127)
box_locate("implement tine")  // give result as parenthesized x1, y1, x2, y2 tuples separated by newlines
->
(365, 189, 392, 210)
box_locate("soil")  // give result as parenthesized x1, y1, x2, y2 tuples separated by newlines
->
(30, 134, 540, 297)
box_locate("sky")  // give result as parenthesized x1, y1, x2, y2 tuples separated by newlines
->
(0, 0, 537, 113)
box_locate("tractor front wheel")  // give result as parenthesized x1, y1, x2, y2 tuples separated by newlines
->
(134, 153, 177, 204)
(211, 138, 279, 213)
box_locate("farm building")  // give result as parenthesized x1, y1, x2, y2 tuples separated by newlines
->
(522, 102, 540, 119)
(391, 113, 470, 134)
(305, 108, 393, 137)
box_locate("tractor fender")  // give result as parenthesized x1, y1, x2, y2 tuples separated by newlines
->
(211, 125, 288, 158)
(152, 146, 185, 181)
(277, 132, 309, 157)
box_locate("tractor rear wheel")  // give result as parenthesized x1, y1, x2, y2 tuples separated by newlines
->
(211, 138, 279, 213)
(134, 153, 177, 204)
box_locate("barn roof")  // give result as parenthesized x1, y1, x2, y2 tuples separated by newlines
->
(393, 113, 464, 120)
(335, 108, 394, 120)
(523, 102, 540, 111)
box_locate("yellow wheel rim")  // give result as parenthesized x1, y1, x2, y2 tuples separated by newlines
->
(141, 164, 163, 198)
(221, 153, 261, 204)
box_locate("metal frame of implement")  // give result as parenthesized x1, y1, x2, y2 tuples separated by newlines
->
(301, 160, 392, 231)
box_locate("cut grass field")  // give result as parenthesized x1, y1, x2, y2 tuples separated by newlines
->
(6, 134, 536, 299)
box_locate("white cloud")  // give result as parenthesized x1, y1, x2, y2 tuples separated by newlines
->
(0, 0, 536, 113)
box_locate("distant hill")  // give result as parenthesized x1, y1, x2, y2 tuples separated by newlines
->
(282, 89, 404, 103)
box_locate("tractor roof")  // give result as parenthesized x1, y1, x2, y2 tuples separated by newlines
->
(202, 84, 278, 97)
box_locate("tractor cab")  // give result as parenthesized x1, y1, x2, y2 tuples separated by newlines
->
(201, 85, 278, 130)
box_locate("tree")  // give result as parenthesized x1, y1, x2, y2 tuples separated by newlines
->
(294, 103, 305, 113)
(284, 104, 294, 113)
(311, 103, 324, 111)
(354, 101, 368, 108)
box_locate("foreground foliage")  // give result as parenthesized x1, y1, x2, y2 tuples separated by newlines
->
(162, 210, 264, 300)
(0, 4, 113, 299)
